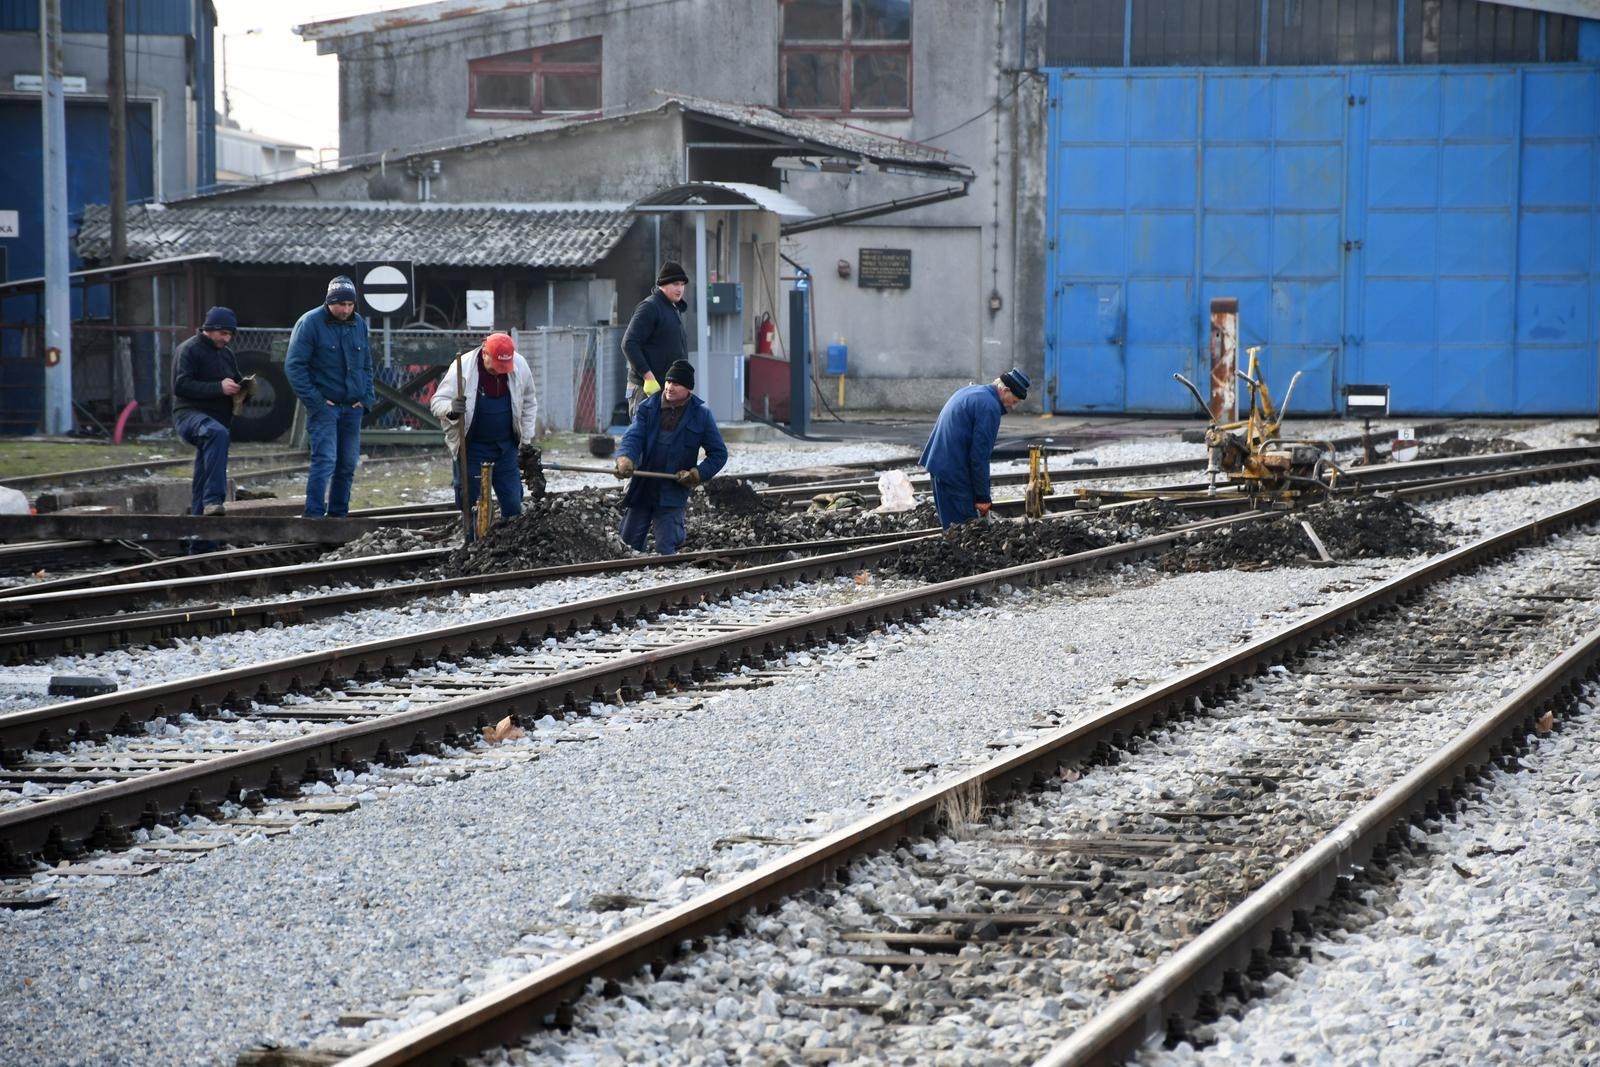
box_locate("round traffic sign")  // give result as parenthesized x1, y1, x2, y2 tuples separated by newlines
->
(361, 264, 410, 314)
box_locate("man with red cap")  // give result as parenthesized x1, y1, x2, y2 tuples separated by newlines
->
(430, 332, 540, 522)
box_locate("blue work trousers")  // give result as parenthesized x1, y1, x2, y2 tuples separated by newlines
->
(929, 474, 979, 528)
(174, 410, 231, 515)
(619, 506, 687, 555)
(454, 390, 522, 525)
(303, 403, 363, 518)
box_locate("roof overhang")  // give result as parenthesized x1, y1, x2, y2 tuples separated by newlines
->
(0, 253, 221, 298)
(631, 182, 814, 222)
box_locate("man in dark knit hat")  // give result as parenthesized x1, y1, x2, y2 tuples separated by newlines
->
(919, 366, 1031, 527)
(613, 358, 727, 555)
(620, 260, 690, 417)
(172, 306, 245, 516)
(285, 274, 375, 517)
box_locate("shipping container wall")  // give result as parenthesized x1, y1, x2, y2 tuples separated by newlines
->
(1044, 64, 1599, 415)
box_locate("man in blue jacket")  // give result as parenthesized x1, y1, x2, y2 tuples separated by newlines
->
(171, 306, 244, 516)
(285, 275, 376, 518)
(613, 359, 727, 555)
(620, 260, 689, 417)
(919, 367, 1030, 527)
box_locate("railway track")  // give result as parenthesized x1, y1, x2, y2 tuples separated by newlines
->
(0, 510, 1209, 870)
(315, 490, 1600, 1067)
(3, 447, 1597, 666)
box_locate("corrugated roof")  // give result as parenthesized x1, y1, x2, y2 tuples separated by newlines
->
(663, 93, 958, 170)
(171, 95, 966, 200)
(76, 202, 634, 268)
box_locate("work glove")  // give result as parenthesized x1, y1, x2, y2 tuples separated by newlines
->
(642, 375, 661, 397)
(975, 500, 992, 518)
(615, 456, 635, 479)
(675, 468, 700, 488)
(448, 397, 466, 418)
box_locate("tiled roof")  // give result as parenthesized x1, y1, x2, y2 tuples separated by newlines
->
(76, 202, 633, 268)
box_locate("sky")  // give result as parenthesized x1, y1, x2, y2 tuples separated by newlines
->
(213, 0, 414, 159)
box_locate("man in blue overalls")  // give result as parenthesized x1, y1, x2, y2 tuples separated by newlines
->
(429, 333, 540, 526)
(613, 359, 727, 555)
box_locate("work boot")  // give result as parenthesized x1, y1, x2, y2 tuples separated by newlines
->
(203, 503, 226, 516)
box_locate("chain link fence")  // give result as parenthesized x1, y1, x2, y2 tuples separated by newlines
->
(521, 325, 626, 436)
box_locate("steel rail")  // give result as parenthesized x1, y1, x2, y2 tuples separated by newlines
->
(0, 542, 330, 599)
(325, 491, 1600, 1067)
(0, 529, 939, 656)
(0, 511, 1225, 868)
(753, 430, 1573, 503)
(1037, 624, 1600, 1066)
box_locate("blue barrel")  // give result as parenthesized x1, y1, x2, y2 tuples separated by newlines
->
(825, 341, 848, 375)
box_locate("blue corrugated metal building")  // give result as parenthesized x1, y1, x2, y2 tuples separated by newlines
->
(1044, 0, 1600, 415)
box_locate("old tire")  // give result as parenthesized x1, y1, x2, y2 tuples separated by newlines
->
(230, 352, 296, 443)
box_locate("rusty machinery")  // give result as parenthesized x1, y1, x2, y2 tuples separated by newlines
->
(1023, 446, 1053, 518)
(1173, 347, 1343, 500)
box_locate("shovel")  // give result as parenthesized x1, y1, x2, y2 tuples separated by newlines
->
(542, 460, 678, 481)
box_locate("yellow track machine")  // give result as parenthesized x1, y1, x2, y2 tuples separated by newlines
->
(1173, 348, 1343, 501)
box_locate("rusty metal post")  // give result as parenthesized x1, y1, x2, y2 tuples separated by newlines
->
(1208, 298, 1239, 423)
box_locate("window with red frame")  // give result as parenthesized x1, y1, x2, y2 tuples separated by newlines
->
(780, 0, 911, 115)
(468, 36, 601, 117)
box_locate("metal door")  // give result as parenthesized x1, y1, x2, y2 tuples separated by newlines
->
(1046, 65, 1600, 416)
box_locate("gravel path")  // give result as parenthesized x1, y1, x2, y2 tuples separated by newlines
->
(0, 423, 1595, 1065)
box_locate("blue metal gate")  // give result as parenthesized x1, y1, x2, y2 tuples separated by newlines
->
(1045, 65, 1600, 416)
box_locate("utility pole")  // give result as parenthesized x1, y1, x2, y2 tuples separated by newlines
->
(40, 0, 73, 434)
(108, 0, 126, 267)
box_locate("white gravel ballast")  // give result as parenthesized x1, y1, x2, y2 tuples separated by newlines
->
(0, 474, 1596, 1065)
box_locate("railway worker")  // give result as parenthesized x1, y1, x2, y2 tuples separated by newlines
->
(172, 306, 245, 516)
(613, 359, 727, 555)
(620, 260, 690, 417)
(285, 274, 375, 519)
(919, 367, 1030, 528)
(429, 332, 540, 523)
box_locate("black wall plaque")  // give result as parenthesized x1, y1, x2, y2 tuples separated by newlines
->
(857, 248, 911, 289)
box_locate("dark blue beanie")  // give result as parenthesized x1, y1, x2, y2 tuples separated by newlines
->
(202, 306, 237, 331)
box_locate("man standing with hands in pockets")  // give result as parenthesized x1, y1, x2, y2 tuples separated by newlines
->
(286, 275, 375, 518)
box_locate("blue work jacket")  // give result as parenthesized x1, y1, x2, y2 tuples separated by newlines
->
(285, 304, 376, 410)
(918, 383, 1003, 502)
(618, 393, 728, 510)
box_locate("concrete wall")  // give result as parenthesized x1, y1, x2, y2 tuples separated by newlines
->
(312, 0, 1048, 413)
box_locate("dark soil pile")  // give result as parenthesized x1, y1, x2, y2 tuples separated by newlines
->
(434, 479, 941, 576)
(679, 493, 940, 552)
(1418, 435, 1527, 459)
(881, 518, 1113, 582)
(702, 477, 765, 515)
(441, 486, 629, 576)
(1159, 495, 1451, 573)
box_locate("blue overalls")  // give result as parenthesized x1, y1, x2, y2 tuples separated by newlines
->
(456, 386, 523, 522)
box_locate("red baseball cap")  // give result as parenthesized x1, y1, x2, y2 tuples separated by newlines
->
(484, 333, 515, 362)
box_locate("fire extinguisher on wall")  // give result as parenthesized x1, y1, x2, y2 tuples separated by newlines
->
(755, 312, 776, 355)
